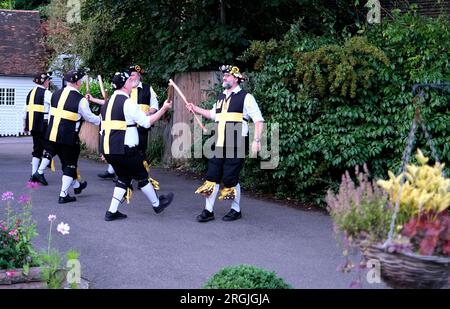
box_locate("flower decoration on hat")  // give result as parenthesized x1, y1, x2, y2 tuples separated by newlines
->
(128, 64, 144, 75)
(219, 64, 245, 81)
(111, 71, 130, 89)
(33, 72, 52, 85)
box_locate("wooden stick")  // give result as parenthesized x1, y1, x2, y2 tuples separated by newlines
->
(97, 75, 107, 100)
(168, 79, 207, 132)
(167, 84, 174, 102)
(86, 75, 90, 95)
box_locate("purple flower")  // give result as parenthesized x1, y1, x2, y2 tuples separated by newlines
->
(26, 181, 40, 189)
(1, 191, 14, 201)
(18, 195, 31, 204)
(349, 280, 362, 289)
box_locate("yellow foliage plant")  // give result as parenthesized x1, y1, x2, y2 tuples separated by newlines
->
(377, 149, 450, 222)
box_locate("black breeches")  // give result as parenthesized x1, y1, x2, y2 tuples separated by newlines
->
(104, 146, 148, 188)
(137, 128, 149, 154)
(47, 138, 80, 178)
(31, 125, 48, 158)
(206, 155, 245, 188)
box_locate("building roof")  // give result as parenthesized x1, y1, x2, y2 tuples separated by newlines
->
(0, 9, 47, 77)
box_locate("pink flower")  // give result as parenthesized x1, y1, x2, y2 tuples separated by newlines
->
(18, 195, 31, 204)
(56, 222, 70, 235)
(5, 270, 15, 278)
(8, 229, 18, 237)
(26, 181, 40, 189)
(48, 214, 56, 222)
(1, 191, 14, 201)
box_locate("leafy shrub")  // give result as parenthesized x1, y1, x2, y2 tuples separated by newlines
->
(203, 264, 291, 289)
(79, 79, 113, 115)
(222, 12, 449, 205)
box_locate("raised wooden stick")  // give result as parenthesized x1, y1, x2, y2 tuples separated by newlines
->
(168, 79, 207, 132)
(167, 84, 174, 102)
(97, 75, 107, 100)
(86, 75, 90, 95)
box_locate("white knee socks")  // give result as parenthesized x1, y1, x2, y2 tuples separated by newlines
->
(141, 183, 159, 207)
(107, 164, 115, 174)
(205, 184, 220, 212)
(72, 179, 80, 189)
(231, 183, 241, 212)
(31, 157, 40, 175)
(37, 158, 50, 174)
(108, 187, 126, 213)
(60, 175, 73, 197)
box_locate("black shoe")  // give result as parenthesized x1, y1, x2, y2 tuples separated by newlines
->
(153, 192, 174, 214)
(98, 171, 116, 179)
(74, 181, 87, 195)
(222, 209, 242, 221)
(58, 195, 76, 204)
(29, 175, 36, 182)
(104, 210, 127, 221)
(196, 209, 215, 222)
(32, 172, 48, 186)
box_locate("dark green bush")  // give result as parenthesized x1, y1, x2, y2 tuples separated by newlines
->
(203, 264, 292, 289)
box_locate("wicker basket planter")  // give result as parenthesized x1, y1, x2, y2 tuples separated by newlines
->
(364, 244, 450, 289)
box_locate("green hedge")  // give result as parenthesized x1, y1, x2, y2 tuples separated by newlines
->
(203, 264, 292, 289)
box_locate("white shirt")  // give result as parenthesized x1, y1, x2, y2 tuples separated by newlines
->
(64, 85, 101, 131)
(138, 82, 159, 111)
(22, 84, 52, 121)
(209, 86, 264, 136)
(113, 90, 153, 147)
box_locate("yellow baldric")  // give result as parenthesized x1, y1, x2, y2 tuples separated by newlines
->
(49, 88, 78, 142)
(26, 87, 44, 130)
(130, 87, 150, 113)
(102, 93, 127, 154)
(130, 87, 138, 104)
(215, 96, 243, 147)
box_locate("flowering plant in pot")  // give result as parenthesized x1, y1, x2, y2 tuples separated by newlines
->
(327, 150, 450, 288)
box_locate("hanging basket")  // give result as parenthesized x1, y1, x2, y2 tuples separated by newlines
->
(364, 244, 450, 289)
(363, 84, 450, 289)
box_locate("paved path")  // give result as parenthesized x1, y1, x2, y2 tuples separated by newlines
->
(0, 137, 383, 288)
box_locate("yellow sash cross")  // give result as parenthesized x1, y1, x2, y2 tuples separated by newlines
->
(102, 94, 127, 154)
(215, 96, 243, 147)
(49, 88, 79, 142)
(27, 88, 45, 130)
(130, 87, 150, 113)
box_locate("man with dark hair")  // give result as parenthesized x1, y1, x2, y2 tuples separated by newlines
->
(96, 64, 159, 181)
(186, 65, 264, 222)
(24, 72, 52, 184)
(100, 71, 173, 221)
(44, 69, 101, 204)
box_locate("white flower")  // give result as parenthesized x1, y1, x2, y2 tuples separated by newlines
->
(56, 222, 70, 235)
(48, 214, 56, 222)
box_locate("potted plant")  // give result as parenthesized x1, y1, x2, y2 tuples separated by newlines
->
(327, 150, 450, 288)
